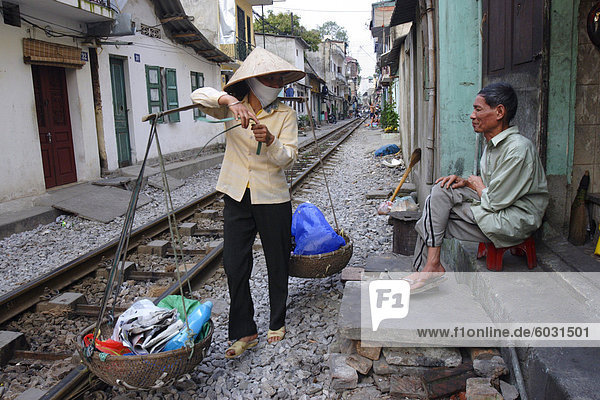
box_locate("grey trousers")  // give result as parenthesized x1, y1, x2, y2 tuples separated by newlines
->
(413, 183, 490, 271)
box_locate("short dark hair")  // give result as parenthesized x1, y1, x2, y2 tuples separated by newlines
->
(478, 83, 518, 122)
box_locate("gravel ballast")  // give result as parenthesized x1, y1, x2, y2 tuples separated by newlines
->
(1, 124, 405, 399)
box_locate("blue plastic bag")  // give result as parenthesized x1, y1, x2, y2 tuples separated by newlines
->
(374, 144, 400, 156)
(291, 203, 346, 255)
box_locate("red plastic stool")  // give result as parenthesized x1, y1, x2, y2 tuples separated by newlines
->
(476, 237, 537, 271)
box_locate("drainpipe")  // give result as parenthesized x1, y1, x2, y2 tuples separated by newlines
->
(89, 47, 108, 171)
(421, 0, 436, 184)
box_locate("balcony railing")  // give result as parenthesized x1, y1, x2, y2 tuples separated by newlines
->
(220, 38, 254, 62)
(53, 0, 115, 20)
(89, 0, 110, 6)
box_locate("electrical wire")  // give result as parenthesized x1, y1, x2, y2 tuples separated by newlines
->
(269, 6, 370, 13)
(17, 11, 91, 40)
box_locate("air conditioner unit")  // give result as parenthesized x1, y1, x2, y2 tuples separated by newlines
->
(87, 13, 135, 37)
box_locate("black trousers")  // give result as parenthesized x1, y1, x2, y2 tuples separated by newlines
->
(223, 189, 292, 340)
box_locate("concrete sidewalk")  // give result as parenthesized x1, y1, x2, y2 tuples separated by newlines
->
(0, 121, 349, 239)
(441, 234, 600, 399)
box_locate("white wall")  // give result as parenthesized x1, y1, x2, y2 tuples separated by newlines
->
(98, 0, 224, 171)
(256, 34, 307, 86)
(0, 5, 100, 203)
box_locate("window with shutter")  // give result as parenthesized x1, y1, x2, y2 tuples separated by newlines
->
(190, 71, 206, 120)
(165, 68, 179, 122)
(145, 65, 163, 123)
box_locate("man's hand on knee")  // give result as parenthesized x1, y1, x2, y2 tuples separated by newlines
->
(435, 174, 467, 189)
(466, 175, 485, 197)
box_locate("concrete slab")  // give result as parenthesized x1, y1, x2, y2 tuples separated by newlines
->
(120, 165, 161, 179)
(366, 190, 391, 199)
(383, 347, 462, 367)
(139, 240, 170, 256)
(338, 280, 493, 346)
(364, 252, 414, 273)
(96, 261, 136, 279)
(15, 388, 47, 400)
(443, 241, 600, 328)
(441, 237, 600, 398)
(37, 292, 87, 312)
(92, 176, 134, 189)
(341, 267, 364, 282)
(148, 174, 185, 190)
(178, 222, 197, 236)
(0, 206, 62, 240)
(51, 185, 151, 223)
(0, 331, 27, 367)
(198, 210, 219, 219)
(162, 153, 223, 179)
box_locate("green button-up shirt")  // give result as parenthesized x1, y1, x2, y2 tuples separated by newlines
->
(470, 126, 549, 248)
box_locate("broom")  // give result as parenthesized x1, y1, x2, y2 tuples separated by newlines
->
(377, 148, 422, 215)
(568, 170, 590, 246)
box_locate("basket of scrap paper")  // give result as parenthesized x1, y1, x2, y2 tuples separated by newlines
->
(76, 320, 213, 390)
(289, 230, 353, 278)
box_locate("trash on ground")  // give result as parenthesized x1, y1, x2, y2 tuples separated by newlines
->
(390, 196, 418, 212)
(377, 200, 393, 215)
(382, 158, 404, 168)
(292, 202, 346, 255)
(374, 144, 400, 157)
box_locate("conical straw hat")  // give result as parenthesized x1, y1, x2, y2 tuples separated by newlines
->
(224, 47, 306, 91)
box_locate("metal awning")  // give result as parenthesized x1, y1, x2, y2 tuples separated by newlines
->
(379, 34, 406, 75)
(149, 0, 231, 63)
(390, 0, 417, 27)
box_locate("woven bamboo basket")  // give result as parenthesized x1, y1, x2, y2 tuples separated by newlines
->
(289, 231, 353, 278)
(76, 320, 213, 390)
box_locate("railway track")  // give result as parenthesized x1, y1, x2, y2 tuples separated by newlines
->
(0, 117, 365, 400)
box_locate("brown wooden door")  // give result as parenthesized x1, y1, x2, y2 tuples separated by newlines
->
(481, 0, 548, 163)
(32, 65, 77, 188)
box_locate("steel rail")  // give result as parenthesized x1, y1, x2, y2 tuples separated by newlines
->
(0, 191, 220, 324)
(1, 119, 358, 325)
(19, 118, 363, 400)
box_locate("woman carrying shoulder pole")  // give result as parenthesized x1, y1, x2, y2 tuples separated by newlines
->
(191, 47, 306, 358)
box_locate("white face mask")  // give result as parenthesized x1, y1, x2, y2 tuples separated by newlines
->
(247, 77, 281, 108)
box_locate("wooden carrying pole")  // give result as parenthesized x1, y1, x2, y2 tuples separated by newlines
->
(389, 148, 422, 202)
(142, 103, 202, 122)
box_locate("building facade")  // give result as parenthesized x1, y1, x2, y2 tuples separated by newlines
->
(0, 0, 241, 206)
(381, 0, 600, 233)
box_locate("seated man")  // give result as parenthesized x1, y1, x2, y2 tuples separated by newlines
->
(406, 82, 549, 292)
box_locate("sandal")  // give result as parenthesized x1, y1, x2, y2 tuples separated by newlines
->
(267, 327, 286, 344)
(401, 274, 446, 294)
(225, 338, 258, 359)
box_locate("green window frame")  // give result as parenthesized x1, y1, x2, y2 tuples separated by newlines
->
(145, 65, 163, 123)
(190, 71, 205, 120)
(165, 68, 179, 122)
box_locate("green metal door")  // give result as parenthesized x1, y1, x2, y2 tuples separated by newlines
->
(109, 57, 131, 167)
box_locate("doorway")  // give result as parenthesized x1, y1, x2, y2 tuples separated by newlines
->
(109, 57, 132, 167)
(32, 65, 77, 189)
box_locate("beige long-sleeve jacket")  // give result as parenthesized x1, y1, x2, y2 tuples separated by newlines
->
(191, 87, 298, 204)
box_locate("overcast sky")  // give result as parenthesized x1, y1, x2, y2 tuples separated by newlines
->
(260, 0, 376, 93)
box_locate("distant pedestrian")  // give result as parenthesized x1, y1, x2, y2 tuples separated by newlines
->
(191, 47, 305, 358)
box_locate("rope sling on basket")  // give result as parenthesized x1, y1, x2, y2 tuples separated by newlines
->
(76, 104, 233, 390)
(286, 97, 353, 278)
